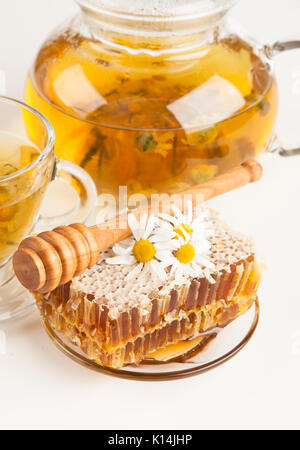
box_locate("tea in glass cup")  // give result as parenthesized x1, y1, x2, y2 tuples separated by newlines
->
(0, 96, 97, 321)
(0, 134, 46, 265)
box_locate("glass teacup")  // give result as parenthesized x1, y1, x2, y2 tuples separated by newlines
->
(0, 95, 97, 321)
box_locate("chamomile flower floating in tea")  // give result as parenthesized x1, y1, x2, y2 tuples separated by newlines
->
(136, 132, 175, 159)
(106, 214, 172, 282)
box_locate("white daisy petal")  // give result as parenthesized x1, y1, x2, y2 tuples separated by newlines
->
(191, 262, 201, 273)
(192, 239, 210, 252)
(121, 237, 135, 247)
(149, 231, 176, 243)
(191, 217, 204, 229)
(106, 255, 136, 265)
(171, 203, 184, 221)
(160, 256, 177, 269)
(158, 241, 179, 252)
(171, 239, 182, 250)
(128, 214, 143, 240)
(150, 260, 167, 282)
(201, 241, 212, 253)
(144, 214, 155, 239)
(159, 213, 177, 226)
(194, 255, 215, 269)
(187, 201, 193, 223)
(177, 234, 185, 246)
(113, 243, 134, 255)
(141, 262, 150, 277)
(125, 263, 143, 280)
(139, 214, 148, 233)
(161, 222, 175, 233)
(180, 226, 190, 242)
(155, 250, 174, 261)
(175, 271, 185, 284)
(170, 261, 179, 277)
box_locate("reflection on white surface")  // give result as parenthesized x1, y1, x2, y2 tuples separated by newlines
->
(167, 75, 245, 131)
(36, 179, 80, 232)
(0, 329, 6, 355)
(0, 70, 6, 95)
(53, 64, 106, 115)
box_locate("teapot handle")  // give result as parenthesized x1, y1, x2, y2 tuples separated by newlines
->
(265, 40, 300, 157)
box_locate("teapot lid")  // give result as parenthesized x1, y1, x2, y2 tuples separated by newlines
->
(77, 0, 236, 40)
(78, 0, 236, 18)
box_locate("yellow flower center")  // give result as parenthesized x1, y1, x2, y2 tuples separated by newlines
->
(176, 244, 195, 264)
(174, 224, 193, 240)
(133, 240, 156, 263)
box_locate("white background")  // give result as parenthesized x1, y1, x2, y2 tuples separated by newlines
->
(1, 0, 300, 430)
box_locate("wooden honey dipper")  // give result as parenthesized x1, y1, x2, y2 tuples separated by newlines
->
(13, 160, 262, 294)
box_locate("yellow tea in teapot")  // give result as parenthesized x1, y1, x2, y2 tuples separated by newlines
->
(0, 134, 46, 263)
(26, 32, 277, 197)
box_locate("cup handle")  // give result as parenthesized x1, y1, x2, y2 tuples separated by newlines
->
(265, 40, 300, 157)
(36, 158, 97, 232)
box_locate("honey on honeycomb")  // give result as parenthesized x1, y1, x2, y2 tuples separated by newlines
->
(34, 213, 263, 368)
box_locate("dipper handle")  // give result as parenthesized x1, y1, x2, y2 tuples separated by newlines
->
(13, 160, 262, 293)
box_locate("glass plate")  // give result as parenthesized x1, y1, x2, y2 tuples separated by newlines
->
(42, 299, 259, 381)
(0, 267, 36, 322)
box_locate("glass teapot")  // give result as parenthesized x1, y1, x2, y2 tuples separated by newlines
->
(25, 0, 299, 199)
